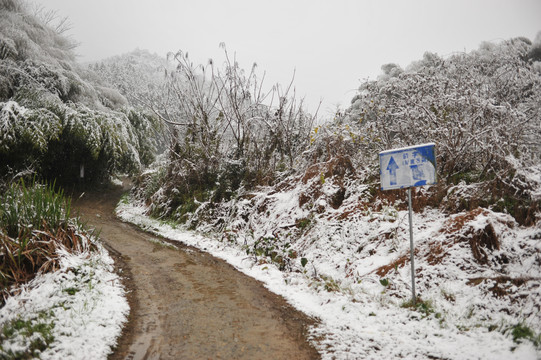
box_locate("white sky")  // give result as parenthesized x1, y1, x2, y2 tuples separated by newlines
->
(30, 0, 541, 117)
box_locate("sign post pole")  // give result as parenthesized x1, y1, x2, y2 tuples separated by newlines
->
(379, 143, 437, 306)
(407, 187, 416, 305)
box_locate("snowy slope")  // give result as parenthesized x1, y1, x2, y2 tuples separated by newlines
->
(117, 170, 541, 359)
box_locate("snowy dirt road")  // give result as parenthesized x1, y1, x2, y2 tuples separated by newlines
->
(73, 185, 319, 360)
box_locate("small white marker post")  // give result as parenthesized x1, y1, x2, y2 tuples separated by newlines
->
(379, 143, 437, 305)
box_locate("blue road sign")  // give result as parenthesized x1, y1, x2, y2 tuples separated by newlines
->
(379, 143, 437, 190)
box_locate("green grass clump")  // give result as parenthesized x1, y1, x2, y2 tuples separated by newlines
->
(508, 323, 541, 348)
(401, 298, 443, 320)
(0, 179, 71, 239)
(0, 179, 94, 303)
(0, 312, 55, 359)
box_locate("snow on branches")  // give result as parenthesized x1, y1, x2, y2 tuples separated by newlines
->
(339, 38, 541, 187)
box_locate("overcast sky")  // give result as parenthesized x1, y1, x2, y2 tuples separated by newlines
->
(31, 0, 541, 117)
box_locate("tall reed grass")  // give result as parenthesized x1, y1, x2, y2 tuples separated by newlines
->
(1, 179, 71, 238)
(0, 180, 94, 303)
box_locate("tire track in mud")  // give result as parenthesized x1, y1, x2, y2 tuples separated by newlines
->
(73, 185, 320, 360)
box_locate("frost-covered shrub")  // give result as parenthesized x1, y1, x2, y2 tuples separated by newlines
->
(0, 100, 147, 184)
(124, 109, 164, 166)
(0, 101, 61, 153)
(130, 47, 316, 221)
(0, 34, 17, 60)
(0, 101, 62, 180)
(17, 60, 71, 100)
(528, 31, 541, 62)
(96, 85, 128, 109)
(40, 103, 142, 183)
(342, 39, 541, 181)
(301, 38, 541, 224)
(89, 49, 171, 109)
(0, 1, 75, 66)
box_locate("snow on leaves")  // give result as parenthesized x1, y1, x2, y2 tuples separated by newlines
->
(0, 100, 61, 153)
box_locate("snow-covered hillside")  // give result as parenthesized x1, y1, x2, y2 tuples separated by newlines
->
(118, 161, 541, 359)
(121, 35, 541, 359)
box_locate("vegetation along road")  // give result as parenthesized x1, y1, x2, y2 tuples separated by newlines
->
(73, 184, 319, 360)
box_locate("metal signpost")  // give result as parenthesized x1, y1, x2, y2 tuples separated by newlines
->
(379, 143, 437, 304)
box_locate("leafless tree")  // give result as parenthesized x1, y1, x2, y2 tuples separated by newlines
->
(135, 45, 319, 188)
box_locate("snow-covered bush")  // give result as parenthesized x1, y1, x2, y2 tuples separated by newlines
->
(302, 38, 541, 225)
(0, 0, 75, 67)
(0, 99, 160, 184)
(343, 38, 541, 178)
(124, 108, 164, 166)
(0, 179, 128, 359)
(0, 100, 61, 153)
(0, 180, 86, 299)
(133, 46, 316, 221)
(89, 48, 172, 110)
(54, 103, 142, 178)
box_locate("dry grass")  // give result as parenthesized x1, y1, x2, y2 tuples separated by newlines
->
(0, 180, 96, 304)
(467, 276, 538, 298)
(375, 254, 410, 277)
(301, 156, 355, 184)
(0, 223, 95, 301)
(375, 207, 512, 279)
(440, 208, 487, 234)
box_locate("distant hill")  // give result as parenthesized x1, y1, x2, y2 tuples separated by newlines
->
(88, 49, 173, 108)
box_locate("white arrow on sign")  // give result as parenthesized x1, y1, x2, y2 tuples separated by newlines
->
(386, 156, 399, 186)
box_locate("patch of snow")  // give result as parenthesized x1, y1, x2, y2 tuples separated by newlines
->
(0, 241, 129, 359)
(110, 176, 123, 186)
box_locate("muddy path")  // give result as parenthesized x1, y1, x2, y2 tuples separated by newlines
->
(72, 184, 320, 360)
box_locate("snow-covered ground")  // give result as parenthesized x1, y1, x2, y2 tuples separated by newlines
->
(117, 175, 541, 359)
(5, 173, 534, 359)
(0, 240, 129, 359)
